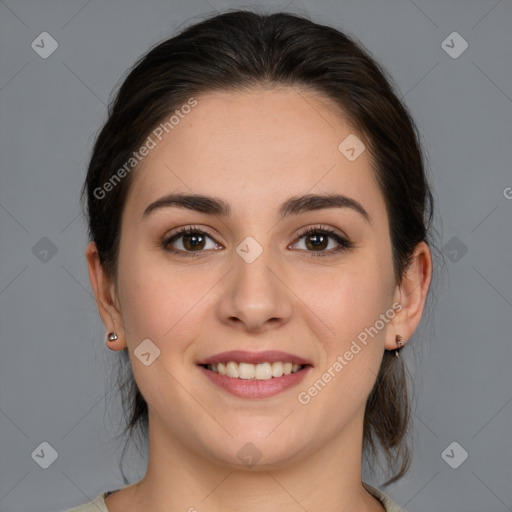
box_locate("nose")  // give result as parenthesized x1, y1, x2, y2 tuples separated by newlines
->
(215, 244, 293, 333)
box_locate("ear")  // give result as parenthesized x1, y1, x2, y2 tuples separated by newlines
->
(85, 241, 127, 350)
(385, 241, 433, 350)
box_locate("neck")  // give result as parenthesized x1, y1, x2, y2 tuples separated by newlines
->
(119, 408, 385, 512)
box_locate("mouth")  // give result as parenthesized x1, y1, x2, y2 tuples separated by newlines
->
(199, 361, 310, 380)
(196, 350, 313, 399)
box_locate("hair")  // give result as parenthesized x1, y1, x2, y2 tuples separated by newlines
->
(81, 9, 436, 487)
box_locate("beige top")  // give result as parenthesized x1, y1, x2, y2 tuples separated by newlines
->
(65, 482, 406, 511)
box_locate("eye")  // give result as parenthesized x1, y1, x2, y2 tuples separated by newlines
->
(162, 226, 222, 256)
(291, 225, 353, 256)
(162, 224, 353, 258)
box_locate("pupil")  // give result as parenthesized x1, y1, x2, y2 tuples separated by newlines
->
(307, 234, 327, 250)
(184, 233, 204, 250)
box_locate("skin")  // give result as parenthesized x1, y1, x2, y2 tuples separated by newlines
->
(86, 87, 432, 512)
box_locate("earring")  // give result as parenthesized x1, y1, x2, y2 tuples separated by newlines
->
(107, 332, 118, 342)
(395, 335, 404, 358)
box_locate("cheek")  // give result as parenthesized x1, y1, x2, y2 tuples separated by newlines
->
(116, 255, 207, 400)
(117, 246, 217, 352)
(296, 268, 390, 415)
(300, 261, 392, 341)
(295, 261, 391, 397)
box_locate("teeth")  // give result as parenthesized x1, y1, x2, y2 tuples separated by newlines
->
(272, 361, 283, 377)
(206, 361, 304, 380)
(239, 362, 255, 379)
(226, 361, 238, 378)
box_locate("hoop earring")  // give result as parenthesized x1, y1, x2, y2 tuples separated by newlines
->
(395, 334, 404, 358)
(107, 332, 118, 342)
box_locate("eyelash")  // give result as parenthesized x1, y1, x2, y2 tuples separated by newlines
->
(161, 224, 353, 258)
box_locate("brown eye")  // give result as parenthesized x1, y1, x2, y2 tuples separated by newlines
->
(304, 232, 329, 251)
(292, 226, 353, 256)
(163, 227, 222, 255)
(181, 232, 206, 251)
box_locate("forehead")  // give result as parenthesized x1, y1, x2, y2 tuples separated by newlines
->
(124, 87, 384, 220)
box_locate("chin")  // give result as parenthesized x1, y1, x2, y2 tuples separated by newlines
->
(204, 433, 307, 471)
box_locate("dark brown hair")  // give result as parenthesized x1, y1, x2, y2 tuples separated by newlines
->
(81, 9, 435, 486)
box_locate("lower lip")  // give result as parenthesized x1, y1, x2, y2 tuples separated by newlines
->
(197, 365, 312, 399)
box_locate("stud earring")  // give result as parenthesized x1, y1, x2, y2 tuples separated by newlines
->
(107, 332, 118, 342)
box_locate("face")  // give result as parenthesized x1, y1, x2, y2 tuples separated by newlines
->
(110, 87, 401, 469)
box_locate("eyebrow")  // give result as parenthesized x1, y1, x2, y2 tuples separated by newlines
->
(141, 192, 371, 224)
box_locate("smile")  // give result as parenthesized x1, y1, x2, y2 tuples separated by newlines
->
(198, 362, 312, 399)
(202, 361, 304, 380)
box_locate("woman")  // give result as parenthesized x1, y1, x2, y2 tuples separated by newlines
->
(70, 9, 434, 512)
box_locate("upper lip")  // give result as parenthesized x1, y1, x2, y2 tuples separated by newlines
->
(197, 350, 312, 366)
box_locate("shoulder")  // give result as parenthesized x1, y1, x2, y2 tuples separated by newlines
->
(363, 482, 407, 512)
(64, 492, 109, 512)
(64, 485, 404, 512)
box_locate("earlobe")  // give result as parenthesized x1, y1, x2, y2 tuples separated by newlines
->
(385, 241, 433, 351)
(85, 241, 127, 350)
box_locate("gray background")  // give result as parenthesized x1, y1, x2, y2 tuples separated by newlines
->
(0, 1, 511, 511)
